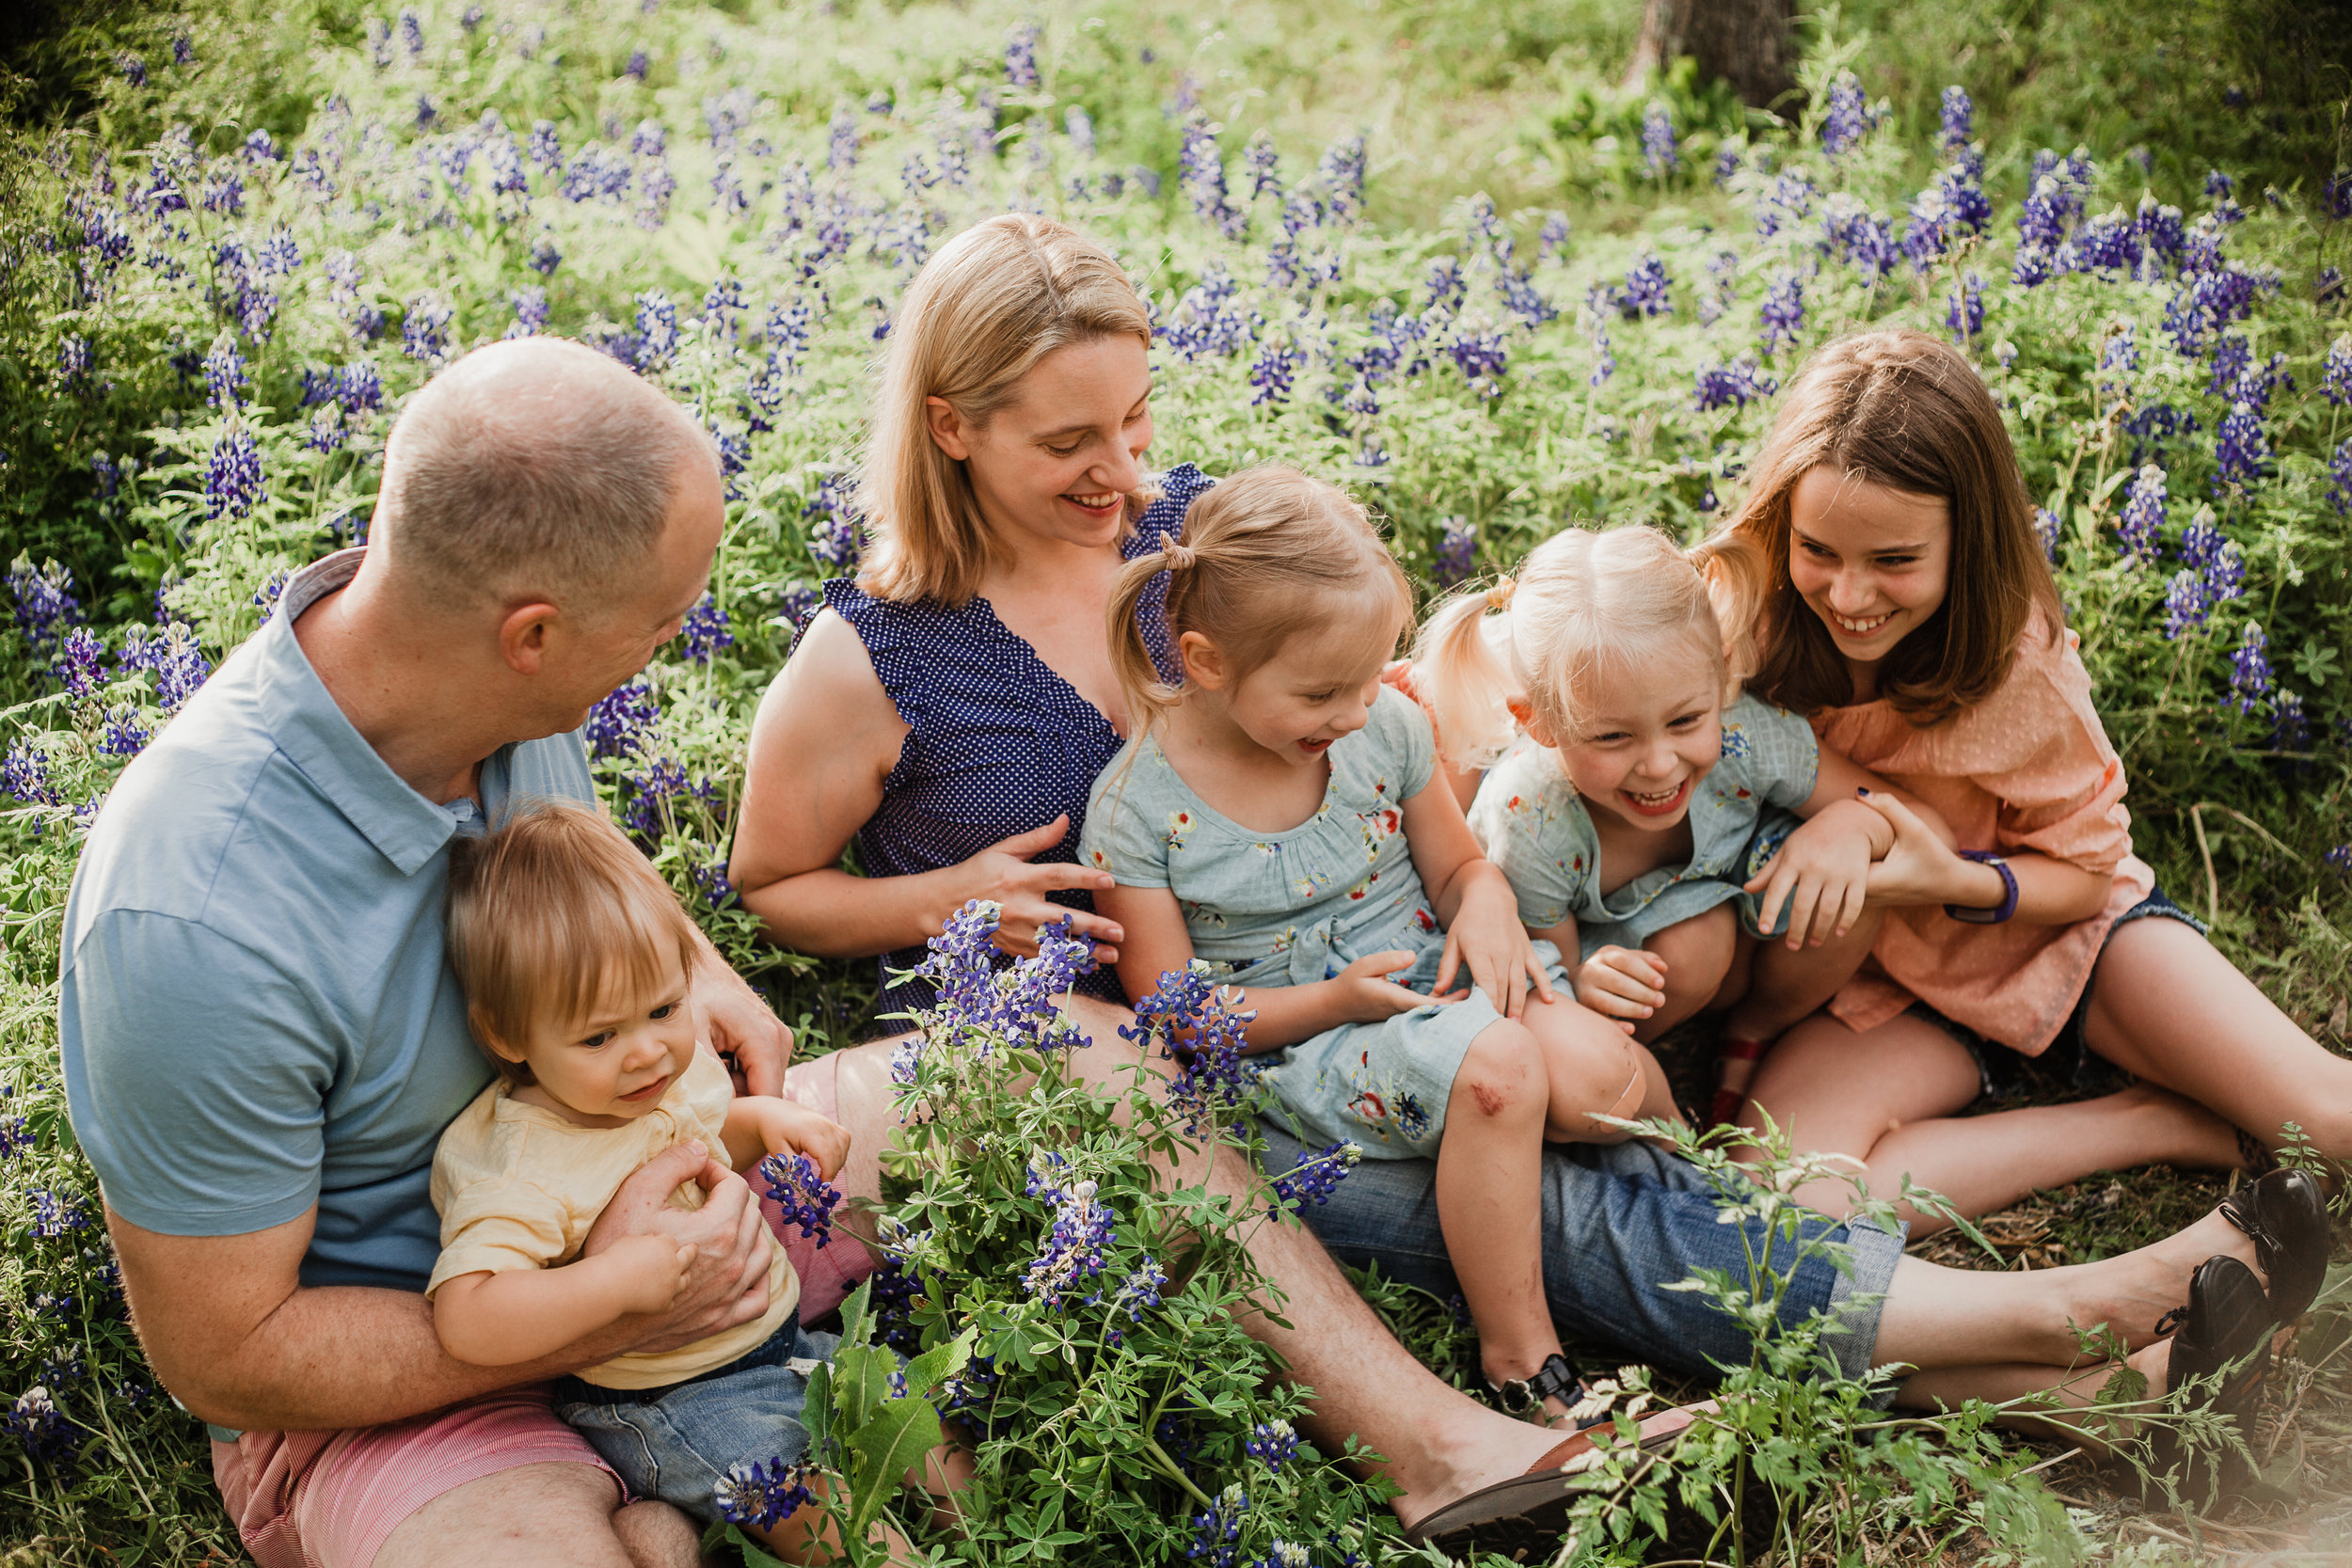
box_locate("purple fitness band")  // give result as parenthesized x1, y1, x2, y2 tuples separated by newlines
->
(1947, 849, 2018, 925)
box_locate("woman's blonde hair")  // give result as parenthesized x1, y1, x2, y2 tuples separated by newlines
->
(444, 800, 702, 1082)
(1689, 328, 2062, 723)
(1106, 466, 1412, 738)
(1415, 525, 1730, 768)
(857, 214, 1153, 606)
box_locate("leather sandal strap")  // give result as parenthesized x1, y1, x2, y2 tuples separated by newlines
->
(1717, 1037, 1770, 1062)
(1490, 1354, 1584, 1417)
(2153, 1305, 2189, 1338)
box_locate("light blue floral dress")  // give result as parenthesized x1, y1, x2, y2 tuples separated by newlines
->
(1468, 692, 1820, 963)
(1080, 688, 1532, 1160)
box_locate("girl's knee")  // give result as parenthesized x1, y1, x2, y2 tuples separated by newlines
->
(1541, 1030, 1644, 1134)
(1450, 1021, 1544, 1122)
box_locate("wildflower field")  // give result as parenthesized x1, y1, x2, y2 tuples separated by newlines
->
(2, 0, 2351, 1560)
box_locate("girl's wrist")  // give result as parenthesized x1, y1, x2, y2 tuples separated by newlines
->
(1946, 857, 2009, 911)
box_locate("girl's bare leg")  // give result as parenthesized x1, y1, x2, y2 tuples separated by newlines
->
(1519, 993, 1659, 1140)
(1440, 1021, 1577, 1418)
(1722, 904, 1883, 1046)
(2081, 916, 2352, 1163)
(1738, 1009, 2240, 1232)
(1629, 904, 1740, 1044)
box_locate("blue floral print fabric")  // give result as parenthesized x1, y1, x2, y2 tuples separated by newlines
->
(1081, 687, 1527, 1159)
(1468, 692, 1820, 960)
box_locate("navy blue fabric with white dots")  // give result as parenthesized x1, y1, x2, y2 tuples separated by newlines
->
(822, 463, 1214, 1011)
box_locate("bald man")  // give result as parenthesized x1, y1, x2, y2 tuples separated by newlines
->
(60, 339, 788, 1568)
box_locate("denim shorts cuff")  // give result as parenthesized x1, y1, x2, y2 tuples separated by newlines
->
(1823, 1213, 1906, 1408)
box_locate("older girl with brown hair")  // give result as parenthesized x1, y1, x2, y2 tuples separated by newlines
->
(1695, 327, 2348, 1259)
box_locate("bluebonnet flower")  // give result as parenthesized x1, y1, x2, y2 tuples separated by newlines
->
(4, 741, 58, 806)
(2032, 507, 2063, 562)
(633, 291, 678, 370)
(2203, 540, 2246, 604)
(258, 228, 301, 277)
(1435, 518, 1477, 587)
(1109, 1258, 1167, 1323)
(712, 1457, 817, 1528)
(90, 451, 121, 505)
(1318, 135, 1366, 221)
(1023, 1174, 1115, 1307)
(2326, 172, 2352, 223)
(2231, 623, 2272, 712)
(2123, 403, 2200, 465)
(1124, 963, 1259, 1135)
(1242, 130, 1281, 201)
(2211, 401, 2270, 492)
(1065, 105, 1096, 157)
(56, 336, 92, 391)
(1246, 1419, 1299, 1474)
(55, 627, 108, 699)
(2272, 689, 2311, 756)
(1270, 1141, 1359, 1214)
(1613, 253, 1671, 319)
(2162, 569, 2211, 640)
(1758, 270, 1804, 356)
(201, 166, 246, 215)
(2327, 846, 2352, 884)
(0, 1110, 32, 1161)
(523, 232, 563, 278)
(203, 427, 265, 520)
(1692, 355, 1777, 412)
(252, 568, 292, 619)
(1446, 320, 1508, 398)
(679, 593, 732, 662)
(1004, 23, 1041, 87)
(758, 1152, 841, 1248)
(585, 680, 658, 759)
(1188, 1484, 1249, 1568)
(1641, 101, 1677, 177)
(619, 756, 720, 845)
(1752, 170, 1816, 239)
(119, 54, 147, 86)
(1712, 145, 1740, 186)
(1497, 267, 1556, 328)
(1938, 85, 1972, 152)
(2207, 333, 2251, 399)
(1944, 273, 1984, 342)
(868, 1253, 926, 1353)
(2136, 195, 2185, 269)
(1820, 197, 1898, 281)
(2178, 509, 2224, 570)
(827, 107, 859, 170)
(2204, 168, 2234, 202)
(528, 119, 562, 168)
(1820, 71, 1868, 157)
(2322, 337, 2352, 405)
(2117, 465, 2166, 564)
(338, 360, 384, 416)
(402, 294, 453, 363)
(1248, 338, 1300, 406)
(2330, 438, 2352, 515)
(2100, 325, 2138, 375)
(30, 1188, 90, 1239)
(804, 472, 866, 571)
(779, 583, 820, 633)
(1538, 211, 1570, 260)
(120, 622, 210, 712)
(1422, 258, 1466, 312)
(506, 285, 548, 340)
(5, 1388, 81, 1465)
(100, 707, 151, 757)
(2011, 244, 2054, 290)
(1587, 319, 1614, 388)
(173, 35, 196, 66)
(1181, 114, 1246, 239)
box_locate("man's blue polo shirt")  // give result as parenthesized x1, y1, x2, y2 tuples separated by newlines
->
(59, 549, 596, 1293)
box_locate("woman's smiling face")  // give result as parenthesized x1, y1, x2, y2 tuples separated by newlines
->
(1785, 465, 1953, 673)
(930, 333, 1154, 555)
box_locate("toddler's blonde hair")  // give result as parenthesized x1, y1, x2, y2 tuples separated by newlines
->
(1105, 466, 1412, 737)
(1415, 524, 1731, 768)
(444, 800, 702, 1082)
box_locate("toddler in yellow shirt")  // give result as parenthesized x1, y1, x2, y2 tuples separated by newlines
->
(428, 800, 859, 1558)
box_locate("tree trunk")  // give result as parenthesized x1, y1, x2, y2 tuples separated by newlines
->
(1624, 0, 1797, 113)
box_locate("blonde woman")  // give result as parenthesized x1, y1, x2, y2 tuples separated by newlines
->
(730, 217, 2307, 1549)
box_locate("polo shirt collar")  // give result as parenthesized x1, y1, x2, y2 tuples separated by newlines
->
(252, 548, 487, 878)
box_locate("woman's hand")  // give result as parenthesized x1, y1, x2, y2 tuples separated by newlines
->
(1432, 868, 1555, 1020)
(949, 816, 1125, 963)
(1745, 800, 1885, 947)
(1575, 946, 1664, 1036)
(1328, 950, 1454, 1024)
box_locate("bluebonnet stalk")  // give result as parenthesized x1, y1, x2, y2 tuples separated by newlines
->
(1820, 71, 1867, 157)
(1023, 1174, 1114, 1307)
(1244, 130, 1281, 199)
(4, 741, 58, 805)
(1422, 258, 1466, 312)
(2032, 507, 2063, 562)
(5, 1388, 81, 1465)
(1318, 135, 1366, 222)
(2100, 325, 2139, 375)
(121, 623, 211, 712)
(1066, 105, 1095, 157)
(2325, 337, 2352, 405)
(2117, 466, 2166, 563)
(1538, 212, 1570, 260)
(1641, 102, 1677, 177)
(1753, 170, 1816, 238)
(712, 1458, 817, 1528)
(1271, 1140, 1360, 1214)
(758, 1152, 841, 1247)
(174, 35, 195, 66)
(2328, 846, 2352, 884)
(1759, 270, 1804, 356)
(780, 583, 820, 631)
(1613, 253, 1671, 318)
(2330, 438, 2352, 515)
(1944, 273, 1983, 342)
(633, 291, 678, 370)
(586, 680, 658, 759)
(506, 285, 548, 339)
(203, 427, 265, 520)
(1497, 267, 1556, 328)
(528, 119, 562, 167)
(2162, 570, 2211, 640)
(1446, 319, 1508, 399)
(2212, 402, 2271, 492)
(1110, 1258, 1167, 1322)
(1248, 338, 1300, 406)
(679, 594, 732, 662)
(119, 54, 147, 86)
(1435, 518, 1477, 587)
(2231, 624, 2272, 712)
(1181, 115, 1245, 239)
(827, 108, 858, 170)
(1246, 1419, 1300, 1474)
(805, 472, 865, 571)
(1188, 1485, 1249, 1568)
(56, 627, 108, 700)
(1124, 962, 1259, 1135)
(402, 294, 453, 362)
(524, 233, 561, 277)
(1938, 86, 1972, 152)
(1692, 356, 1777, 412)
(1820, 197, 1897, 281)
(101, 708, 151, 757)
(2204, 540, 2246, 605)
(2272, 690, 2312, 757)
(1004, 23, 1040, 88)
(56, 336, 92, 390)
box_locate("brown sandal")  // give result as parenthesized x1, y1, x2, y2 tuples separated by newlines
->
(1403, 1402, 1715, 1558)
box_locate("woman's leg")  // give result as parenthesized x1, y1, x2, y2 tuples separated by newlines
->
(2080, 915, 2352, 1162)
(1440, 1021, 1574, 1412)
(1738, 1010, 2237, 1231)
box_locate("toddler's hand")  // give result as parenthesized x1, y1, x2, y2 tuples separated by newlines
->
(1332, 950, 1449, 1024)
(1575, 946, 1666, 1036)
(606, 1231, 697, 1317)
(768, 1101, 851, 1181)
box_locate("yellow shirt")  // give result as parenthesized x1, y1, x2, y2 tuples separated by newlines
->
(427, 1048, 799, 1389)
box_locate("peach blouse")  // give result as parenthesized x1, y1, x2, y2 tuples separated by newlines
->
(1809, 619, 2153, 1054)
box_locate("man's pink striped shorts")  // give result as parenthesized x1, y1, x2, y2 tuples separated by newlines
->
(210, 1055, 874, 1568)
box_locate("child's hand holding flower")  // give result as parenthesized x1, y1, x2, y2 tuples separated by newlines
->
(765, 1100, 850, 1180)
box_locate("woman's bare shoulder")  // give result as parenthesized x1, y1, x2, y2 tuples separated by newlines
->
(751, 609, 907, 748)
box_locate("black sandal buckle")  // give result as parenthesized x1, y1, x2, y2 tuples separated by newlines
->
(1491, 1354, 1583, 1418)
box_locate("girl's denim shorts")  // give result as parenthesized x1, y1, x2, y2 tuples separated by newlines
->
(1912, 883, 2206, 1101)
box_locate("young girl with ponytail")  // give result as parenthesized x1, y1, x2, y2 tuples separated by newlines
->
(1691, 326, 2351, 1233)
(1417, 525, 1931, 1124)
(1079, 466, 1670, 1425)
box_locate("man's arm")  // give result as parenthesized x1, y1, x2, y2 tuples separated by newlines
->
(112, 1142, 771, 1432)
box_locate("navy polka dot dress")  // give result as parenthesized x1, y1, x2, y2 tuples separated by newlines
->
(822, 464, 1214, 1011)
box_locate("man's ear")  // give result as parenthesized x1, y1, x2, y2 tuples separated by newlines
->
(497, 602, 562, 675)
(1507, 696, 1559, 749)
(924, 396, 973, 462)
(1177, 629, 1228, 690)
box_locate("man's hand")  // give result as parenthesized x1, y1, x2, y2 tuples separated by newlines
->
(579, 1141, 774, 1358)
(691, 937, 790, 1096)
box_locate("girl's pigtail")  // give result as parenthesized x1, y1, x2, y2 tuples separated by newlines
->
(1105, 546, 1186, 743)
(1411, 578, 1523, 769)
(1688, 531, 1771, 692)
